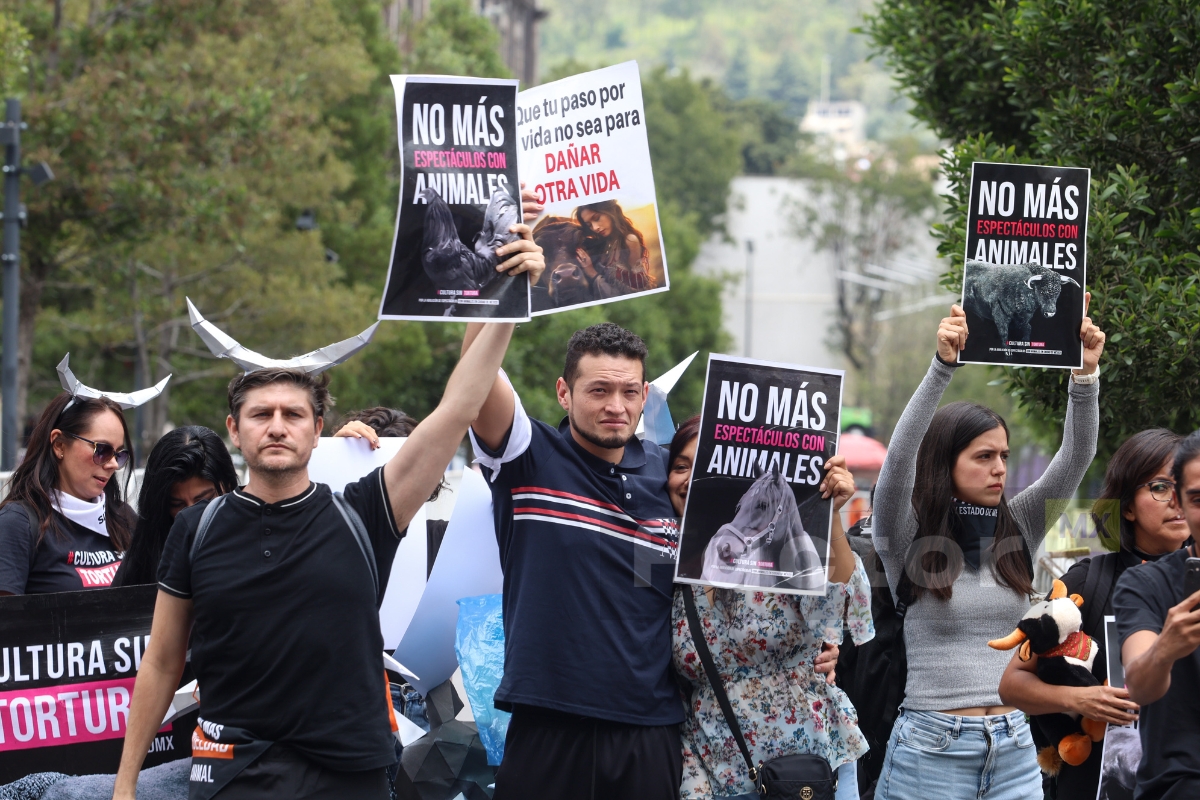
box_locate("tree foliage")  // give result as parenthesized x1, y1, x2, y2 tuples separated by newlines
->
(865, 0, 1200, 459)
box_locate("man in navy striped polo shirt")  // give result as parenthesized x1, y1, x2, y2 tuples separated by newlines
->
(466, 321, 684, 799)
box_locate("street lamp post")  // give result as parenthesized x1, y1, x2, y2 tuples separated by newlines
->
(1, 98, 53, 470)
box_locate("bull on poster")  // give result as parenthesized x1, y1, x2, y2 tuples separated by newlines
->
(379, 75, 529, 321)
(516, 61, 669, 315)
(960, 162, 1090, 368)
(674, 355, 843, 596)
(0, 586, 195, 781)
(1096, 615, 1140, 800)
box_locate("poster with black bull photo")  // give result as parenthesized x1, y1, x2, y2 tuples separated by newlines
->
(961, 162, 1090, 368)
(516, 61, 669, 315)
(0, 586, 196, 782)
(1096, 615, 1140, 800)
(378, 75, 529, 321)
(674, 355, 843, 596)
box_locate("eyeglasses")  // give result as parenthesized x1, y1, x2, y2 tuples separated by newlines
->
(65, 432, 131, 469)
(1135, 480, 1177, 502)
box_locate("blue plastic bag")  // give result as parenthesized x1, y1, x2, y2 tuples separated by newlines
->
(455, 593, 510, 766)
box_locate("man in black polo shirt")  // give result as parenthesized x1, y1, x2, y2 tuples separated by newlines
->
(467, 322, 684, 799)
(112, 322, 517, 800)
(1116, 429, 1200, 800)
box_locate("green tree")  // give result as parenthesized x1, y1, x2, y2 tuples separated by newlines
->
(725, 43, 751, 101)
(0, 11, 29, 97)
(865, 0, 1200, 459)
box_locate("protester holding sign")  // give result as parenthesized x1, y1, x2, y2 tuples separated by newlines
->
(869, 303, 1103, 800)
(666, 415, 874, 799)
(0, 358, 165, 595)
(466, 322, 683, 799)
(999, 429, 1185, 799)
(112, 426, 240, 587)
(111, 322, 516, 800)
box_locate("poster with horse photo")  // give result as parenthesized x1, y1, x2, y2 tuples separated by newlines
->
(378, 75, 529, 322)
(516, 61, 669, 315)
(960, 161, 1090, 369)
(1096, 615, 1140, 800)
(675, 355, 843, 596)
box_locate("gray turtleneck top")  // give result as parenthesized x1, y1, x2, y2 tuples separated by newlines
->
(871, 356, 1100, 711)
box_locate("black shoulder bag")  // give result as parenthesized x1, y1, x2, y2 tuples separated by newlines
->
(682, 587, 836, 800)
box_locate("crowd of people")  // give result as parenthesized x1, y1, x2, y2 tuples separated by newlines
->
(1, 271, 1199, 800)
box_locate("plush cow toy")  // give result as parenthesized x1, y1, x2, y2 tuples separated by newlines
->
(988, 579, 1107, 773)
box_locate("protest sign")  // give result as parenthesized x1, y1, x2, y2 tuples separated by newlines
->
(1094, 615, 1140, 800)
(0, 586, 194, 782)
(675, 355, 843, 596)
(960, 162, 1090, 368)
(379, 75, 528, 322)
(516, 62, 669, 314)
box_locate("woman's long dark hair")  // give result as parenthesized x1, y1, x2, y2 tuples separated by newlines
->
(114, 426, 238, 586)
(904, 401, 1032, 602)
(574, 200, 645, 262)
(1093, 428, 1181, 552)
(0, 393, 135, 550)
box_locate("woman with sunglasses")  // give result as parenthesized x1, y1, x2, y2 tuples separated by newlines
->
(0, 393, 135, 595)
(999, 428, 1187, 800)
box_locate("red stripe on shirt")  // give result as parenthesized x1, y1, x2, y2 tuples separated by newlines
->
(511, 507, 671, 547)
(511, 486, 624, 513)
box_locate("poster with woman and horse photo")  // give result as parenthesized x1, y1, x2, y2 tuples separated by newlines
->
(516, 61, 670, 315)
(675, 355, 844, 596)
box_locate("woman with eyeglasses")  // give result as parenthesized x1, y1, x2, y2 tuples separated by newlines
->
(0, 393, 135, 595)
(999, 428, 1187, 800)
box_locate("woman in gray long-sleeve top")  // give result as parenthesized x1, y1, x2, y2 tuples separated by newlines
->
(871, 303, 1106, 800)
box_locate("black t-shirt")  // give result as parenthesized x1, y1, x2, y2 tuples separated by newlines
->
(1114, 548, 1200, 800)
(0, 503, 124, 594)
(475, 415, 684, 727)
(157, 469, 403, 771)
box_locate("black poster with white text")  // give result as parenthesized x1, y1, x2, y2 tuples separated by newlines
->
(674, 355, 843, 596)
(961, 162, 1090, 368)
(0, 587, 195, 782)
(378, 75, 528, 321)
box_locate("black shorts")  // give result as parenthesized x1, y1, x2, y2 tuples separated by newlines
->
(210, 743, 390, 800)
(492, 705, 682, 800)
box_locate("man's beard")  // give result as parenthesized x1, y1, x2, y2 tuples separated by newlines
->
(569, 408, 632, 450)
(244, 444, 310, 477)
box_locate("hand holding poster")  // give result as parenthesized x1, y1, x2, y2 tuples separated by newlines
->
(674, 355, 843, 595)
(961, 162, 1090, 368)
(516, 62, 669, 314)
(379, 76, 529, 321)
(1097, 615, 1140, 800)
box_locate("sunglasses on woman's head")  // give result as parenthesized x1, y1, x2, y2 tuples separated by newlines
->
(65, 432, 131, 469)
(1136, 479, 1177, 502)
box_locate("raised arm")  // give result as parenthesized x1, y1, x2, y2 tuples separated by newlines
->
(112, 592, 193, 800)
(463, 322, 517, 451)
(870, 307, 964, 588)
(1008, 305, 1104, 548)
(382, 323, 514, 529)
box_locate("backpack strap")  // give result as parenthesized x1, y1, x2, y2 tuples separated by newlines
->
(1080, 552, 1119, 637)
(332, 492, 379, 604)
(189, 495, 228, 565)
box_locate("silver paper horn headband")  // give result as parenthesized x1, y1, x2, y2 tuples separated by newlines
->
(57, 354, 171, 410)
(187, 298, 379, 374)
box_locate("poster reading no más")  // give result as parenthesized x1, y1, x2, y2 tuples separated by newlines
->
(961, 162, 1090, 368)
(379, 75, 529, 322)
(675, 355, 844, 596)
(517, 61, 669, 315)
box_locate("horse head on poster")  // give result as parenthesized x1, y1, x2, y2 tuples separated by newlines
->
(700, 462, 825, 591)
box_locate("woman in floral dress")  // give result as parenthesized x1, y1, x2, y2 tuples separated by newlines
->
(667, 416, 875, 800)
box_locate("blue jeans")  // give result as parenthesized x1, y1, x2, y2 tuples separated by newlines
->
(721, 761, 859, 799)
(874, 710, 1041, 800)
